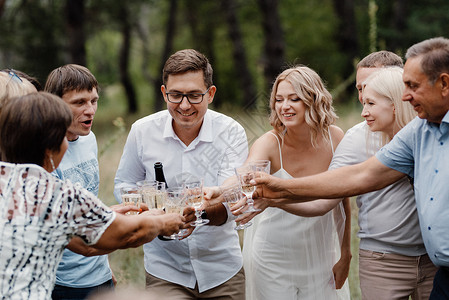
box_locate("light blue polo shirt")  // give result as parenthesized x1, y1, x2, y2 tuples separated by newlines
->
(376, 112, 449, 267)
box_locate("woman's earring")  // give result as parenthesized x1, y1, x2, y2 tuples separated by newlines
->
(49, 155, 56, 171)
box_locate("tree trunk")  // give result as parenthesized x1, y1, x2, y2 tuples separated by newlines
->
(154, 0, 178, 112)
(65, 0, 86, 65)
(0, 0, 6, 18)
(332, 0, 358, 73)
(221, 0, 257, 109)
(257, 0, 285, 91)
(390, 0, 407, 52)
(119, 4, 137, 113)
(185, 1, 218, 106)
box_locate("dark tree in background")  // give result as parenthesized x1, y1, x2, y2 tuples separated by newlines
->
(332, 0, 358, 78)
(118, 3, 137, 113)
(65, 0, 86, 66)
(153, 0, 178, 112)
(257, 0, 285, 90)
(221, 0, 257, 109)
(185, 1, 218, 105)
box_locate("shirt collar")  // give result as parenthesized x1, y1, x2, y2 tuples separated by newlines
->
(162, 110, 214, 143)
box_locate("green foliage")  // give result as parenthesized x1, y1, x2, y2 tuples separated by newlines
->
(87, 30, 121, 85)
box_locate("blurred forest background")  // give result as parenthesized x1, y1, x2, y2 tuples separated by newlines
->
(1, 0, 448, 298)
(1, 0, 449, 114)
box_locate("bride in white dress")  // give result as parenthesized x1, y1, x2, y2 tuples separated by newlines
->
(236, 66, 351, 300)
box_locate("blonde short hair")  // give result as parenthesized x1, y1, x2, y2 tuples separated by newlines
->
(269, 65, 337, 147)
(363, 67, 417, 145)
(0, 71, 36, 111)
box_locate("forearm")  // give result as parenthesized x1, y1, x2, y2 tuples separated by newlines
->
(280, 158, 404, 200)
(339, 198, 352, 258)
(273, 199, 340, 217)
(67, 237, 113, 256)
(93, 213, 164, 251)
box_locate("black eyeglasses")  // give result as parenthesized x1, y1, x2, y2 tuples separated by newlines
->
(165, 87, 211, 104)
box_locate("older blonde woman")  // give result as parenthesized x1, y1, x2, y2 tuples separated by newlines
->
(356, 67, 437, 300)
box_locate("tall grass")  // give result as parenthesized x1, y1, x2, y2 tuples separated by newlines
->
(94, 87, 364, 297)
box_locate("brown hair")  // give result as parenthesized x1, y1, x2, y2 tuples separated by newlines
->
(162, 49, 213, 88)
(357, 50, 403, 69)
(0, 92, 72, 166)
(405, 37, 449, 84)
(44, 64, 99, 97)
(269, 65, 337, 147)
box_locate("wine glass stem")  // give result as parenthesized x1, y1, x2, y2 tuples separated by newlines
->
(195, 208, 202, 221)
(246, 193, 254, 207)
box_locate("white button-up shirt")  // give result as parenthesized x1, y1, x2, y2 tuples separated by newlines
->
(114, 109, 248, 292)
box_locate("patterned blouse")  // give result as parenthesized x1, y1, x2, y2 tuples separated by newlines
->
(0, 162, 115, 299)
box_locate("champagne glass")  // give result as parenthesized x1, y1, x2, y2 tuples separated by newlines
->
(223, 184, 252, 230)
(249, 160, 271, 174)
(120, 186, 142, 215)
(235, 166, 260, 213)
(162, 187, 186, 240)
(138, 180, 166, 209)
(185, 178, 209, 226)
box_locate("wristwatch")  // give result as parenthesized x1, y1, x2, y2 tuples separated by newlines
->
(200, 209, 208, 220)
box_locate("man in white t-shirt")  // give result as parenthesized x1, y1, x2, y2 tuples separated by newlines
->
(114, 49, 248, 299)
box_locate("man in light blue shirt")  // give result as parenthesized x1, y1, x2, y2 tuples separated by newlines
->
(45, 64, 114, 300)
(247, 37, 449, 299)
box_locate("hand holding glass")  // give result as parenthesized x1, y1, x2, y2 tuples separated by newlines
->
(223, 184, 251, 230)
(235, 166, 260, 213)
(185, 179, 209, 226)
(120, 187, 142, 215)
(163, 187, 186, 240)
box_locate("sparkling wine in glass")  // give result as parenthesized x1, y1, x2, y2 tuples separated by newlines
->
(120, 187, 142, 215)
(185, 178, 209, 226)
(235, 166, 260, 213)
(163, 187, 186, 240)
(138, 180, 166, 209)
(223, 184, 252, 230)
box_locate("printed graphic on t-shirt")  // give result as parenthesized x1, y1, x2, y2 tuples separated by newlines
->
(61, 159, 99, 195)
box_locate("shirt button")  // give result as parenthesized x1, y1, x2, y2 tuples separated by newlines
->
(428, 226, 431, 230)
(440, 142, 444, 145)
(435, 170, 439, 173)
(430, 197, 434, 201)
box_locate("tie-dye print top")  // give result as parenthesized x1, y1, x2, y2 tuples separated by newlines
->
(0, 162, 115, 299)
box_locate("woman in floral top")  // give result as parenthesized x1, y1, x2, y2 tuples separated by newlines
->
(0, 92, 184, 299)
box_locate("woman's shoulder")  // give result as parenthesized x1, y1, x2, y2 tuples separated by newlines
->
(329, 125, 344, 141)
(254, 130, 281, 146)
(248, 130, 280, 158)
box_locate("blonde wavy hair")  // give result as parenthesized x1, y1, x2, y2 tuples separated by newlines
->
(363, 67, 417, 146)
(269, 65, 337, 147)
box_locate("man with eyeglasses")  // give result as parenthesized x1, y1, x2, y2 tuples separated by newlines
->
(114, 49, 248, 299)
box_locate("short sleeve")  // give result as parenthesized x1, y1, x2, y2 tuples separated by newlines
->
(64, 181, 116, 245)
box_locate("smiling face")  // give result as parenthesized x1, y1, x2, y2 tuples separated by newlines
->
(274, 80, 306, 128)
(161, 71, 215, 141)
(62, 88, 98, 141)
(361, 85, 396, 136)
(402, 56, 449, 123)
